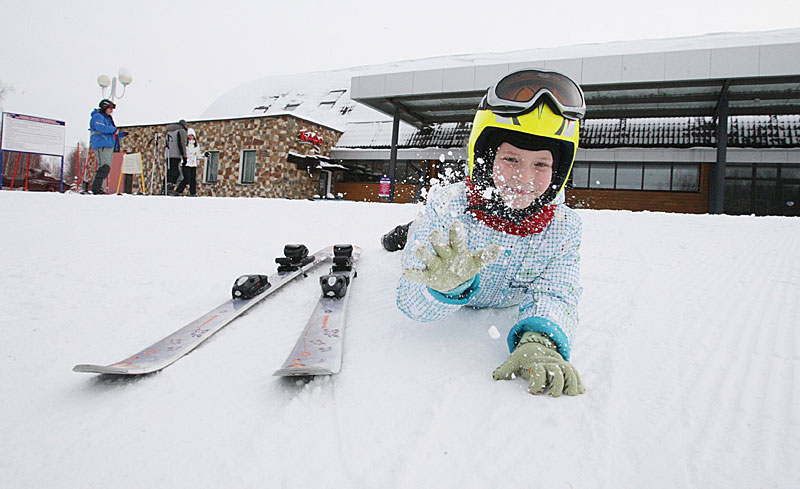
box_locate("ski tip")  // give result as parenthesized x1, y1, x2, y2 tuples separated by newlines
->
(72, 364, 147, 375)
(273, 367, 334, 377)
(73, 364, 105, 374)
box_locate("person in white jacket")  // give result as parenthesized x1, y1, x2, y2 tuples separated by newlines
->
(396, 68, 586, 397)
(175, 128, 199, 196)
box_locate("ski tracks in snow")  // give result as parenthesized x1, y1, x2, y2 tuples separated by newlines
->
(579, 212, 800, 488)
(676, 219, 800, 487)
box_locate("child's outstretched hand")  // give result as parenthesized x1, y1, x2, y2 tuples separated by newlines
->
(403, 221, 502, 293)
(493, 331, 585, 397)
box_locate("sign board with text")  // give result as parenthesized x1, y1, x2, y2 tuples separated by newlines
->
(1, 112, 66, 157)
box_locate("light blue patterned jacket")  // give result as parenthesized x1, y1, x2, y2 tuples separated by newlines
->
(396, 182, 582, 360)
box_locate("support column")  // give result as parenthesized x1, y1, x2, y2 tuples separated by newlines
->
(388, 108, 400, 203)
(710, 86, 729, 214)
(415, 160, 429, 202)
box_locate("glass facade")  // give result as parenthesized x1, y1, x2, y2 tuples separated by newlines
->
(672, 166, 701, 192)
(570, 161, 700, 192)
(336, 160, 458, 185)
(331, 154, 798, 216)
(724, 164, 800, 216)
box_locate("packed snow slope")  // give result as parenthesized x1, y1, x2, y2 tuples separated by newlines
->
(1, 191, 798, 489)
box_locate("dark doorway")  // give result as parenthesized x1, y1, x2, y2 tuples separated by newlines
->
(724, 164, 800, 216)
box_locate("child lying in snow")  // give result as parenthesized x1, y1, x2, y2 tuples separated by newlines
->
(395, 68, 586, 397)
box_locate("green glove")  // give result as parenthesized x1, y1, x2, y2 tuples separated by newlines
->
(403, 221, 502, 293)
(493, 331, 585, 397)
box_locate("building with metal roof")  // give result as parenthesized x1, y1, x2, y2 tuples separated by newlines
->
(344, 29, 800, 215)
(119, 28, 799, 215)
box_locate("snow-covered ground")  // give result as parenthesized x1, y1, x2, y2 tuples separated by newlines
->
(1, 190, 798, 489)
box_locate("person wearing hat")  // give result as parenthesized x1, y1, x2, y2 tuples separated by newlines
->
(165, 119, 188, 195)
(88, 99, 126, 194)
(174, 128, 199, 196)
(396, 69, 586, 397)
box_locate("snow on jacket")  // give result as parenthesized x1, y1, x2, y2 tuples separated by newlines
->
(166, 123, 187, 159)
(89, 109, 125, 149)
(396, 181, 583, 360)
(185, 141, 200, 167)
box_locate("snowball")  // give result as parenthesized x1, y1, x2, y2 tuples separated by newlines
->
(488, 325, 501, 339)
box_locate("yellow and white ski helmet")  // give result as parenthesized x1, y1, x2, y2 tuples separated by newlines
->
(467, 68, 585, 216)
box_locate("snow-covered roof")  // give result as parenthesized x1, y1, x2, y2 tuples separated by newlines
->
(333, 115, 800, 150)
(286, 151, 349, 171)
(199, 69, 392, 131)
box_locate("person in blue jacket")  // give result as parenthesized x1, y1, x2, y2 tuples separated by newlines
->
(397, 68, 586, 397)
(89, 99, 126, 194)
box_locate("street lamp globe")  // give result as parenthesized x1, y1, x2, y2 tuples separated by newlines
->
(118, 68, 133, 86)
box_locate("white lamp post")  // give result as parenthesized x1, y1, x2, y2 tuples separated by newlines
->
(97, 68, 133, 101)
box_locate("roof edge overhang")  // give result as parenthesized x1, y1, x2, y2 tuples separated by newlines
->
(120, 112, 345, 133)
(331, 147, 467, 160)
(350, 38, 800, 125)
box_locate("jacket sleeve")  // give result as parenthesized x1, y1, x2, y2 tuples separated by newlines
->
(179, 130, 187, 158)
(507, 211, 582, 360)
(90, 113, 117, 134)
(396, 186, 474, 322)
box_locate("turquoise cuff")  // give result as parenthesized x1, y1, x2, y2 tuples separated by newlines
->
(507, 317, 571, 361)
(427, 275, 480, 305)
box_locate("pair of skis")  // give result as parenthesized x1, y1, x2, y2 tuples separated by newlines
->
(73, 244, 360, 377)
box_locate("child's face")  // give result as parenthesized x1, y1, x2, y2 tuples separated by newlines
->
(491, 142, 554, 209)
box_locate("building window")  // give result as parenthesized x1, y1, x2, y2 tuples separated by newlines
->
(725, 166, 752, 178)
(319, 89, 346, 108)
(672, 165, 700, 191)
(570, 164, 589, 188)
(570, 161, 700, 192)
(203, 151, 219, 184)
(335, 160, 444, 185)
(240, 150, 256, 184)
(724, 164, 800, 216)
(756, 167, 778, 178)
(782, 167, 800, 179)
(643, 163, 672, 190)
(254, 96, 278, 112)
(615, 163, 643, 190)
(588, 163, 615, 189)
(724, 179, 752, 214)
(284, 102, 301, 111)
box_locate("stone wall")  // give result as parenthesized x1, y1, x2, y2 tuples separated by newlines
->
(119, 115, 342, 198)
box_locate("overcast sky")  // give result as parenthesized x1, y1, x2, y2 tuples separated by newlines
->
(1, 0, 799, 148)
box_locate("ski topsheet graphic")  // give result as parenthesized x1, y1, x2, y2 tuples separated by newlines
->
(73, 245, 333, 375)
(274, 244, 361, 377)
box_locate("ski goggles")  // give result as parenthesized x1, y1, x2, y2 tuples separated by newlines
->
(481, 68, 586, 120)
